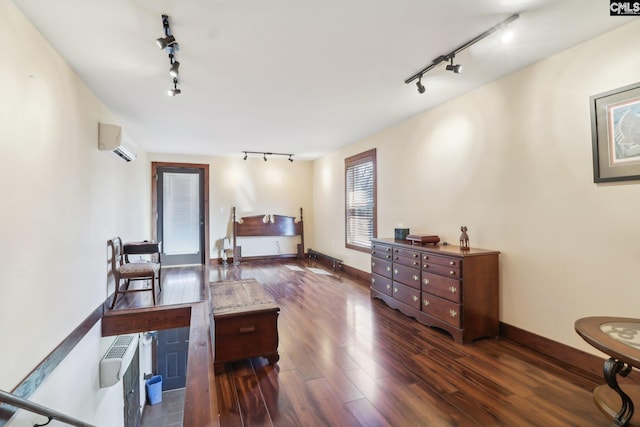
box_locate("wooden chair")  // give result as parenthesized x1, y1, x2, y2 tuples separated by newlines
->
(108, 237, 161, 309)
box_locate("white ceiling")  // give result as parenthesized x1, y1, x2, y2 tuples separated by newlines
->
(13, 0, 633, 159)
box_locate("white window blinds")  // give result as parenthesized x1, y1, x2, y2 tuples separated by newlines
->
(345, 149, 377, 250)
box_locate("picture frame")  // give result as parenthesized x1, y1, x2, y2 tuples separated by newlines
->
(590, 81, 640, 183)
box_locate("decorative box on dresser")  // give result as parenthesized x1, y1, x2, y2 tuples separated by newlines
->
(370, 238, 500, 344)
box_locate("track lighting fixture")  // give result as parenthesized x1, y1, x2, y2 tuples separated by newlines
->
(416, 76, 426, 94)
(405, 13, 519, 93)
(157, 15, 182, 96)
(445, 55, 463, 74)
(242, 151, 295, 162)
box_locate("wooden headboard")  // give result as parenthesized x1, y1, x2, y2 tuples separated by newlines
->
(232, 207, 304, 262)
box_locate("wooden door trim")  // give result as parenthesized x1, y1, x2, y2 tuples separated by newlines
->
(151, 162, 210, 265)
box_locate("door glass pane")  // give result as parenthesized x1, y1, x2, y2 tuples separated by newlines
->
(162, 172, 200, 255)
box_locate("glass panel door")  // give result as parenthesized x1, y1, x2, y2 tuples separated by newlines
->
(158, 167, 204, 265)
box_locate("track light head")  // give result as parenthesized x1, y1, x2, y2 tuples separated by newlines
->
(169, 60, 180, 77)
(446, 56, 463, 74)
(156, 35, 176, 50)
(288, 155, 293, 162)
(168, 78, 181, 96)
(416, 76, 425, 94)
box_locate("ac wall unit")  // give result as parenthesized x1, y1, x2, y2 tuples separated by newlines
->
(98, 123, 137, 162)
(100, 334, 139, 388)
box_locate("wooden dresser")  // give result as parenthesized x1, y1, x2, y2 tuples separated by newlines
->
(370, 238, 499, 344)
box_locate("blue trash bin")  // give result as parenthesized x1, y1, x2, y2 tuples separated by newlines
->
(146, 375, 163, 405)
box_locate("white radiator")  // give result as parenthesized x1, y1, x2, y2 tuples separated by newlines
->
(99, 334, 138, 388)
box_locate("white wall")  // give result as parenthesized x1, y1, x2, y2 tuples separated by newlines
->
(1, 1, 149, 425)
(312, 20, 640, 356)
(148, 153, 314, 259)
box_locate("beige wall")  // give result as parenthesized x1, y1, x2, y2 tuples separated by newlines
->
(148, 153, 314, 259)
(313, 20, 640, 356)
(1, 1, 149, 425)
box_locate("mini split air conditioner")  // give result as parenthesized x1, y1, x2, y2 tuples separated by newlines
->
(98, 123, 137, 162)
(100, 334, 139, 388)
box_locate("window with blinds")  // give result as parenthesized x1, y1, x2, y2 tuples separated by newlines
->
(345, 148, 377, 251)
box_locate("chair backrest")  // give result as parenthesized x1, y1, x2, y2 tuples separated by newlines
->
(107, 237, 125, 272)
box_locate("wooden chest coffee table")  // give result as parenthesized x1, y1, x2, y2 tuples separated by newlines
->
(209, 280, 280, 371)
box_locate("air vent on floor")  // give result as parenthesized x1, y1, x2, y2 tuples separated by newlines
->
(100, 334, 138, 388)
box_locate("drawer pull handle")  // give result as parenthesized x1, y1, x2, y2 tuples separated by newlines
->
(423, 278, 429, 285)
(394, 269, 398, 275)
(386, 255, 391, 259)
(387, 266, 391, 272)
(239, 326, 256, 334)
(394, 287, 398, 293)
(423, 299, 430, 306)
(413, 261, 418, 266)
(424, 256, 429, 260)
(449, 286, 457, 293)
(413, 254, 418, 258)
(372, 261, 376, 267)
(423, 264, 429, 269)
(371, 278, 376, 283)
(386, 284, 391, 290)
(412, 295, 418, 302)
(413, 274, 419, 281)
(449, 310, 458, 318)
(449, 271, 455, 276)
(449, 261, 455, 266)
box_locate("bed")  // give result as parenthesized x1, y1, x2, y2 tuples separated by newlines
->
(232, 207, 304, 263)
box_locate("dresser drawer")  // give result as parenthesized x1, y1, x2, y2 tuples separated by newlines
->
(422, 254, 462, 269)
(421, 293, 462, 328)
(371, 258, 392, 278)
(422, 262, 461, 279)
(371, 273, 392, 296)
(393, 254, 421, 268)
(393, 247, 421, 260)
(392, 263, 421, 289)
(422, 273, 461, 303)
(392, 282, 421, 310)
(371, 243, 393, 260)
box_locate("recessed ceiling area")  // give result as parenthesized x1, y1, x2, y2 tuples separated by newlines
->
(13, 0, 633, 159)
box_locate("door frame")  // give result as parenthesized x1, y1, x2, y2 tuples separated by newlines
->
(152, 162, 210, 265)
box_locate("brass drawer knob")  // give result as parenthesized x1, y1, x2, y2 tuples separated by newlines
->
(449, 309, 458, 318)
(412, 295, 418, 302)
(386, 284, 391, 290)
(423, 299, 430, 306)
(423, 264, 429, 269)
(371, 277, 376, 283)
(413, 254, 418, 258)
(386, 255, 391, 259)
(449, 270, 455, 275)
(423, 255, 429, 260)
(387, 266, 391, 272)
(413, 274, 419, 281)
(449, 261, 455, 266)
(423, 278, 429, 285)
(372, 261, 376, 267)
(394, 269, 398, 274)
(394, 256, 398, 260)
(449, 286, 457, 293)
(413, 261, 418, 266)
(394, 287, 398, 293)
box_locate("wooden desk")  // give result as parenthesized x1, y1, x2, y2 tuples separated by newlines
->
(575, 316, 640, 426)
(209, 280, 279, 372)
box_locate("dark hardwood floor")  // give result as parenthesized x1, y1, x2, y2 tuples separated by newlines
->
(114, 260, 628, 426)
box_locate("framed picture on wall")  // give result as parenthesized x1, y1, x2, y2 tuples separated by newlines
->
(590, 81, 640, 183)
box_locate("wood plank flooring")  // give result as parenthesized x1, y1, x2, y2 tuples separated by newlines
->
(118, 261, 627, 426)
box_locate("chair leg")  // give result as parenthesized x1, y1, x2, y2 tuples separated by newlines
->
(158, 268, 162, 291)
(110, 279, 121, 310)
(151, 277, 157, 306)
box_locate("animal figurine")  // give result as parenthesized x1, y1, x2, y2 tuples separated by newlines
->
(459, 226, 469, 250)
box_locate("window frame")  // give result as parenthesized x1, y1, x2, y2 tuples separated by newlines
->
(344, 148, 377, 252)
